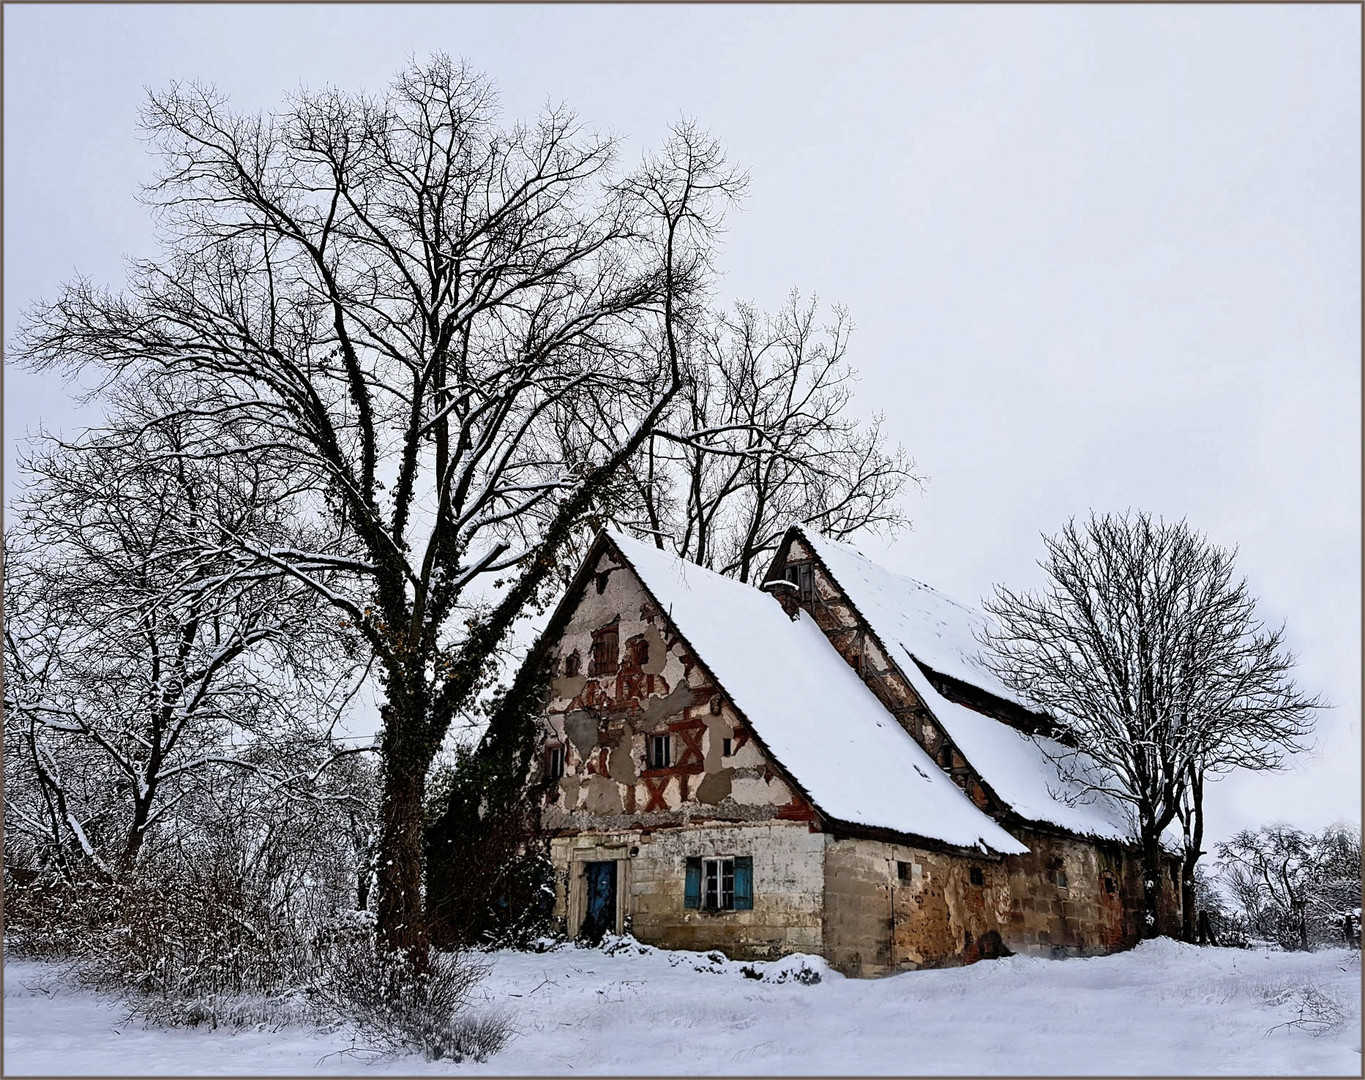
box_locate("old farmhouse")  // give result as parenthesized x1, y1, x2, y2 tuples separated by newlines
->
(529, 526, 1181, 976)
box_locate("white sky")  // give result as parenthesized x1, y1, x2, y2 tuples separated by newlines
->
(4, 4, 1359, 846)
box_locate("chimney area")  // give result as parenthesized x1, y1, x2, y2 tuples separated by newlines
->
(761, 578, 802, 620)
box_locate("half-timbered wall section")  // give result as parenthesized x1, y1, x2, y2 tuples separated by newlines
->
(540, 546, 812, 829)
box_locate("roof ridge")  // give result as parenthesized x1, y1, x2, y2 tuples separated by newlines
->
(791, 523, 989, 620)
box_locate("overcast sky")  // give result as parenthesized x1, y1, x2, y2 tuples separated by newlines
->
(4, 4, 1359, 845)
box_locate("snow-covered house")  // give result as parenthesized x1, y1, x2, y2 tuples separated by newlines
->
(529, 526, 1181, 976)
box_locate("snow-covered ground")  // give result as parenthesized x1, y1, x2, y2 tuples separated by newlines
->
(5, 938, 1360, 1075)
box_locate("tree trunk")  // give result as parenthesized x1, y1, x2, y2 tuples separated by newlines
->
(375, 722, 433, 966)
(1140, 827, 1163, 939)
(1179, 766, 1205, 943)
(1180, 860, 1198, 943)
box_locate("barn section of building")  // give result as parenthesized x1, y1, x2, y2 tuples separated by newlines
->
(527, 526, 1181, 976)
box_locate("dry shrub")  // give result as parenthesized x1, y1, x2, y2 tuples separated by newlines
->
(309, 934, 512, 1061)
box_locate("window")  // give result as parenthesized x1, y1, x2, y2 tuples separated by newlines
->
(563, 650, 581, 678)
(969, 866, 984, 887)
(784, 562, 816, 604)
(1103, 874, 1117, 896)
(1053, 867, 1069, 890)
(648, 734, 671, 770)
(548, 745, 565, 779)
(938, 744, 954, 770)
(631, 638, 650, 667)
(897, 861, 922, 882)
(722, 737, 733, 757)
(590, 624, 618, 675)
(685, 856, 754, 911)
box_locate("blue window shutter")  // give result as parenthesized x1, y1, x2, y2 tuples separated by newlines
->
(684, 858, 701, 909)
(734, 856, 753, 910)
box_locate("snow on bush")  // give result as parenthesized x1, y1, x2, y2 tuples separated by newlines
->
(595, 933, 827, 984)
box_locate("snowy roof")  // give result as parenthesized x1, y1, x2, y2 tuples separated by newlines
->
(607, 532, 1028, 856)
(790, 525, 1028, 709)
(790, 526, 1139, 844)
(898, 655, 1135, 844)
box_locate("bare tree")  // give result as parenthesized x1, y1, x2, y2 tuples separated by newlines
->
(3, 382, 357, 879)
(1215, 824, 1361, 950)
(16, 55, 744, 960)
(614, 292, 917, 581)
(982, 511, 1320, 938)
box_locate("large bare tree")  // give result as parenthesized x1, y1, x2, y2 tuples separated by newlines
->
(982, 512, 1320, 938)
(16, 55, 743, 959)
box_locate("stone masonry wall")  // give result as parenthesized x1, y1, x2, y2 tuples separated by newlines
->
(550, 823, 826, 958)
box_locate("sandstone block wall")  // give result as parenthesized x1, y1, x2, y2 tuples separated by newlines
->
(550, 822, 826, 959)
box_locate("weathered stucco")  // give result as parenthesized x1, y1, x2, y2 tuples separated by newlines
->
(538, 548, 802, 831)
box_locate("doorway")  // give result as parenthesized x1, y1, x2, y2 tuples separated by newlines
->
(579, 860, 618, 943)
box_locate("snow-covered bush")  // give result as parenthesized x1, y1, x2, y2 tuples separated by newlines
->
(309, 933, 511, 1061)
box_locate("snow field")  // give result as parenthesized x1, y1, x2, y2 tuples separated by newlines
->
(5, 938, 1360, 1075)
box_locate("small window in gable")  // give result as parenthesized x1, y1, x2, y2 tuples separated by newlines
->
(1103, 874, 1117, 896)
(631, 637, 650, 667)
(563, 650, 581, 678)
(648, 734, 671, 770)
(590, 624, 618, 675)
(938, 744, 954, 770)
(969, 866, 984, 887)
(722, 737, 733, 758)
(1052, 867, 1069, 890)
(548, 745, 565, 779)
(783, 561, 816, 604)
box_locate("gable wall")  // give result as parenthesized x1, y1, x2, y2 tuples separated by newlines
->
(537, 545, 827, 956)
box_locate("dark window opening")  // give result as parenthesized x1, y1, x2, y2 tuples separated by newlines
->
(1103, 875, 1117, 896)
(631, 638, 650, 667)
(548, 745, 565, 779)
(591, 625, 619, 675)
(563, 651, 581, 678)
(1053, 868, 1069, 890)
(938, 744, 954, 769)
(969, 866, 984, 887)
(784, 562, 816, 604)
(648, 734, 671, 770)
(897, 861, 912, 881)
(704, 857, 734, 910)
(722, 737, 733, 757)
(594, 571, 610, 594)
